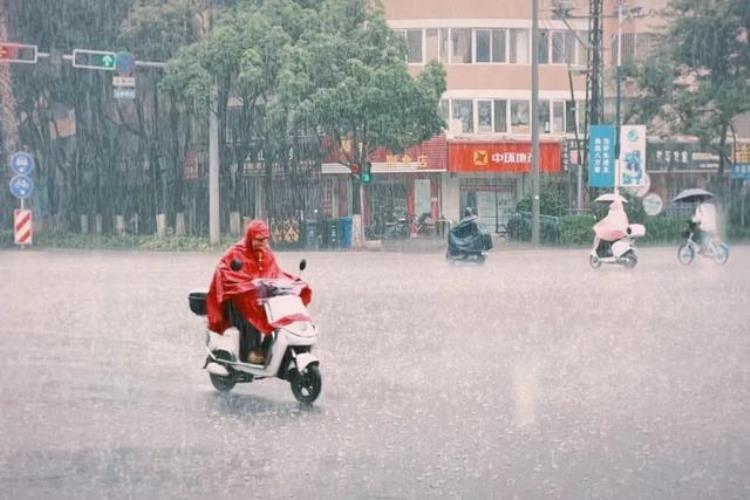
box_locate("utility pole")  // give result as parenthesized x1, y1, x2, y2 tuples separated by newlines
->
(531, 0, 541, 245)
(614, 0, 623, 196)
(208, 1, 220, 245)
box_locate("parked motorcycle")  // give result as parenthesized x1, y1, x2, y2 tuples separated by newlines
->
(677, 221, 729, 266)
(589, 224, 645, 269)
(188, 259, 322, 404)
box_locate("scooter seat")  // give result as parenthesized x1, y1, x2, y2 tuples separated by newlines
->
(189, 291, 208, 316)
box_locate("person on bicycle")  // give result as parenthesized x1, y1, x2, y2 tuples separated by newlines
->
(691, 200, 718, 252)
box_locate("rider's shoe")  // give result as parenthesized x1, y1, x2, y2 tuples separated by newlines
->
(247, 350, 265, 364)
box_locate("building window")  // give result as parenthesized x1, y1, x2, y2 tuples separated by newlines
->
(477, 100, 493, 132)
(406, 29, 423, 63)
(613, 32, 636, 64)
(566, 100, 577, 134)
(565, 32, 576, 64)
(538, 30, 550, 64)
(451, 28, 472, 63)
(492, 29, 507, 63)
(539, 100, 551, 133)
(510, 100, 530, 134)
(510, 29, 529, 64)
(553, 101, 565, 133)
(453, 99, 474, 133)
(577, 31, 587, 66)
(476, 29, 491, 63)
(552, 31, 565, 64)
(426, 28, 450, 63)
(440, 99, 449, 123)
(494, 99, 508, 133)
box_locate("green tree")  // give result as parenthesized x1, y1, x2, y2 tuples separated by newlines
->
(627, 0, 750, 195)
(279, 0, 446, 214)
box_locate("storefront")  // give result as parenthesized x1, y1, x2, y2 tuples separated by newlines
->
(446, 140, 563, 231)
(321, 135, 448, 239)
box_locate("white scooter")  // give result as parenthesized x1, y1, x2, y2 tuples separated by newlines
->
(589, 224, 646, 270)
(188, 259, 322, 404)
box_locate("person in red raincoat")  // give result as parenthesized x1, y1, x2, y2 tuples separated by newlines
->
(206, 219, 312, 364)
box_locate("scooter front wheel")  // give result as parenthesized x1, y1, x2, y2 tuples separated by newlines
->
(291, 365, 322, 404)
(623, 253, 638, 270)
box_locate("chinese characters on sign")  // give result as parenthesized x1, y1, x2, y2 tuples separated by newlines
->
(588, 125, 616, 187)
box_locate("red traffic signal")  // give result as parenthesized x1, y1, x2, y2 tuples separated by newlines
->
(0, 43, 38, 64)
(350, 163, 361, 175)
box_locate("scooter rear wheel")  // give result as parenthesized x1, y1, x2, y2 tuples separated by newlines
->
(291, 365, 322, 404)
(207, 353, 235, 392)
(589, 254, 602, 269)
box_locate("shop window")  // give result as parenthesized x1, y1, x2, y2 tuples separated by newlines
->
(451, 28, 472, 63)
(510, 29, 529, 64)
(477, 100, 492, 133)
(492, 29, 507, 62)
(510, 100, 530, 134)
(453, 99, 474, 133)
(476, 29, 491, 63)
(494, 99, 508, 133)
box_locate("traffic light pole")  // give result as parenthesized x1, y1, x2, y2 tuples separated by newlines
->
(209, 83, 220, 245)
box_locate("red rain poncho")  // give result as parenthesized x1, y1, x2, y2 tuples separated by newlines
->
(206, 220, 312, 335)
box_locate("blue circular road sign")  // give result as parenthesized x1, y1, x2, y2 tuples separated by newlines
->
(115, 51, 136, 76)
(9, 174, 34, 200)
(9, 152, 34, 175)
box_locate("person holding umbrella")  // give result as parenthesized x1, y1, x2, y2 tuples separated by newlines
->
(672, 189, 718, 254)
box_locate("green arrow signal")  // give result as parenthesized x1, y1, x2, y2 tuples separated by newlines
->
(100, 55, 114, 68)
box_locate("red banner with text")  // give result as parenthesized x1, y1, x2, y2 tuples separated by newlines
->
(449, 141, 562, 174)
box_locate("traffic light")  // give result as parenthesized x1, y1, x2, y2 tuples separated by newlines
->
(72, 49, 116, 70)
(0, 43, 38, 64)
(350, 163, 361, 178)
(361, 161, 372, 184)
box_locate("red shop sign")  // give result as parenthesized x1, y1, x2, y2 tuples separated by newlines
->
(449, 141, 561, 174)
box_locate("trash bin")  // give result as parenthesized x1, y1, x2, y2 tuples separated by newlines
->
(321, 219, 337, 249)
(339, 216, 353, 249)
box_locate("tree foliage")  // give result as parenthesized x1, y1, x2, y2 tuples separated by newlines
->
(627, 0, 750, 182)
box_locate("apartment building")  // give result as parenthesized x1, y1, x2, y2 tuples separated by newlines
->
(375, 0, 591, 232)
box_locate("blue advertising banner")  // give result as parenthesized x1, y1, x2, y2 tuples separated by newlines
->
(588, 125, 616, 187)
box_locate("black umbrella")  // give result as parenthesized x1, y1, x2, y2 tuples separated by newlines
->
(671, 188, 715, 203)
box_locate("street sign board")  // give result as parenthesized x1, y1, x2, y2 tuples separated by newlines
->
(9, 174, 34, 199)
(112, 76, 136, 87)
(9, 151, 34, 175)
(642, 192, 663, 216)
(619, 125, 647, 188)
(115, 51, 136, 76)
(732, 143, 750, 179)
(588, 125, 616, 187)
(114, 87, 136, 100)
